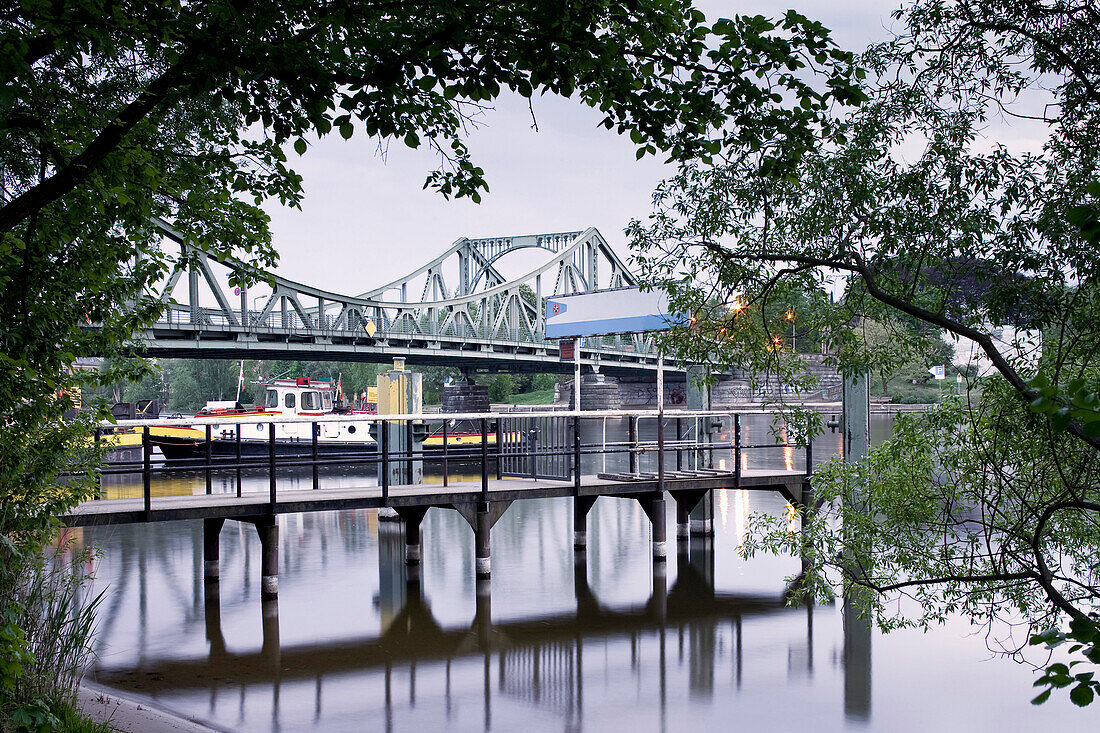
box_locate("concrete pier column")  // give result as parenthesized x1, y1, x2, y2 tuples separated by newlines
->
(676, 501, 690, 539)
(639, 494, 667, 561)
(573, 496, 597, 551)
(203, 517, 225, 582)
(689, 491, 713, 537)
(255, 518, 279, 599)
(475, 502, 491, 578)
(397, 507, 429, 567)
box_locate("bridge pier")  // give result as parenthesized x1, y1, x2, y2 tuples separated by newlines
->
(475, 504, 491, 578)
(395, 507, 429, 567)
(573, 496, 597, 551)
(452, 501, 512, 579)
(255, 517, 279, 599)
(202, 517, 225, 582)
(670, 489, 713, 540)
(638, 494, 667, 561)
(690, 492, 714, 537)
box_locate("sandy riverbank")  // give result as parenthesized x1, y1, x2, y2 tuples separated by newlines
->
(78, 680, 225, 733)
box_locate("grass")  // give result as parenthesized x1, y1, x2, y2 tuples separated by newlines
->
(506, 389, 556, 405)
(55, 700, 113, 732)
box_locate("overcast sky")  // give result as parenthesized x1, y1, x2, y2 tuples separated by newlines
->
(262, 2, 906, 295)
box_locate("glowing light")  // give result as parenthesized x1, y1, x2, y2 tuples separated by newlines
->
(729, 299, 744, 313)
(733, 489, 748, 549)
(785, 310, 795, 320)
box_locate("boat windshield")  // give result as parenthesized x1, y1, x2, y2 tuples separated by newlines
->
(265, 389, 278, 408)
(301, 391, 318, 411)
(322, 392, 333, 410)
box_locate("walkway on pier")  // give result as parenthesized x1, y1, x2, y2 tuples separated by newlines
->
(65, 409, 813, 600)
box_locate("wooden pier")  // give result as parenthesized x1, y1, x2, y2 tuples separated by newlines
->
(64, 410, 812, 598)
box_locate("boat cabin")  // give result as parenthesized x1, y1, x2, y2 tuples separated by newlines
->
(262, 377, 336, 416)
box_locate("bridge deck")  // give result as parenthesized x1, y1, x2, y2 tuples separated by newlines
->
(63, 469, 805, 526)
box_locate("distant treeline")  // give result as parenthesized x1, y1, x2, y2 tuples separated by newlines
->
(88, 358, 561, 412)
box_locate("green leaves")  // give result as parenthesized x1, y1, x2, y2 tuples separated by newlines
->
(1032, 618, 1100, 706)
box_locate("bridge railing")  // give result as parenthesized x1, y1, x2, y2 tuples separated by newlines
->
(154, 304, 659, 355)
(90, 409, 813, 518)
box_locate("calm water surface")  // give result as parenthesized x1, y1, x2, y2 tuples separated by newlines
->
(72, 414, 1093, 731)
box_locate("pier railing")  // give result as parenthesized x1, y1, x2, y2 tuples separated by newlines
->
(91, 409, 814, 518)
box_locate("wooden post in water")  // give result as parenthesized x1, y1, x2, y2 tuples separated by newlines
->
(841, 368, 872, 717)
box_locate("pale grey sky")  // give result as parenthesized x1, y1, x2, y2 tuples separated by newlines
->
(262, 2, 904, 295)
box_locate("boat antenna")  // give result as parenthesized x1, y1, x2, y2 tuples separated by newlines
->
(235, 360, 245, 403)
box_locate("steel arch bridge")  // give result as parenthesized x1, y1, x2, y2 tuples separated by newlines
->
(133, 220, 671, 375)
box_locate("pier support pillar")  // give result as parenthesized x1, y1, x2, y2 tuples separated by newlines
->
(396, 507, 429, 567)
(671, 490, 709, 541)
(676, 501, 690, 539)
(255, 518, 279, 599)
(639, 494, 667, 561)
(475, 503, 491, 578)
(451, 501, 512, 580)
(689, 491, 713, 537)
(203, 517, 225, 582)
(573, 496, 597, 551)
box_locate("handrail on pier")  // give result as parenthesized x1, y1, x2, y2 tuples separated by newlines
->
(89, 409, 813, 516)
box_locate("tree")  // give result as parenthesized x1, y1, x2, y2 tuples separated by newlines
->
(630, 0, 1100, 706)
(1, 1, 865, 722)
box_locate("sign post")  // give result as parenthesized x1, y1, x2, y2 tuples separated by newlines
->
(657, 353, 664, 410)
(575, 339, 582, 411)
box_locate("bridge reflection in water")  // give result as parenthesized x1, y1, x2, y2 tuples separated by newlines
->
(80, 493, 872, 733)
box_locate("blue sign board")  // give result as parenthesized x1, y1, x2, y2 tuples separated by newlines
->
(545, 288, 680, 339)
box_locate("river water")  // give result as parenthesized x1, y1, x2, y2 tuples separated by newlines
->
(71, 414, 1093, 731)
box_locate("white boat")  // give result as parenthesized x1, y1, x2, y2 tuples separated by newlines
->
(150, 377, 376, 461)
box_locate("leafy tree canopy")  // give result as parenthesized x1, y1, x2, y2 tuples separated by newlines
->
(630, 0, 1100, 705)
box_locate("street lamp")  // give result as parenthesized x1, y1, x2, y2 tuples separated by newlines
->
(785, 310, 795, 352)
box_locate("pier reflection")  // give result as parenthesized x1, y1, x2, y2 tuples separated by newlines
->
(90, 513, 863, 733)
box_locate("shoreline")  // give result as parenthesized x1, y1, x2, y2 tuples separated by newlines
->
(78, 680, 224, 733)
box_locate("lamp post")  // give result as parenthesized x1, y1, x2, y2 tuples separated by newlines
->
(785, 310, 795, 352)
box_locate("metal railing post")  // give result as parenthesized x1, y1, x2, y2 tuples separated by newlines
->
(675, 417, 683, 472)
(268, 422, 277, 510)
(94, 428, 102, 500)
(235, 424, 242, 497)
(657, 413, 665, 495)
(573, 415, 581, 493)
(205, 424, 213, 495)
(496, 419, 503, 481)
(628, 415, 637, 474)
(529, 421, 538, 479)
(480, 417, 489, 502)
(733, 413, 742, 485)
(406, 420, 414, 484)
(142, 426, 151, 521)
(380, 420, 390, 503)
(442, 419, 449, 487)
(312, 422, 319, 490)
